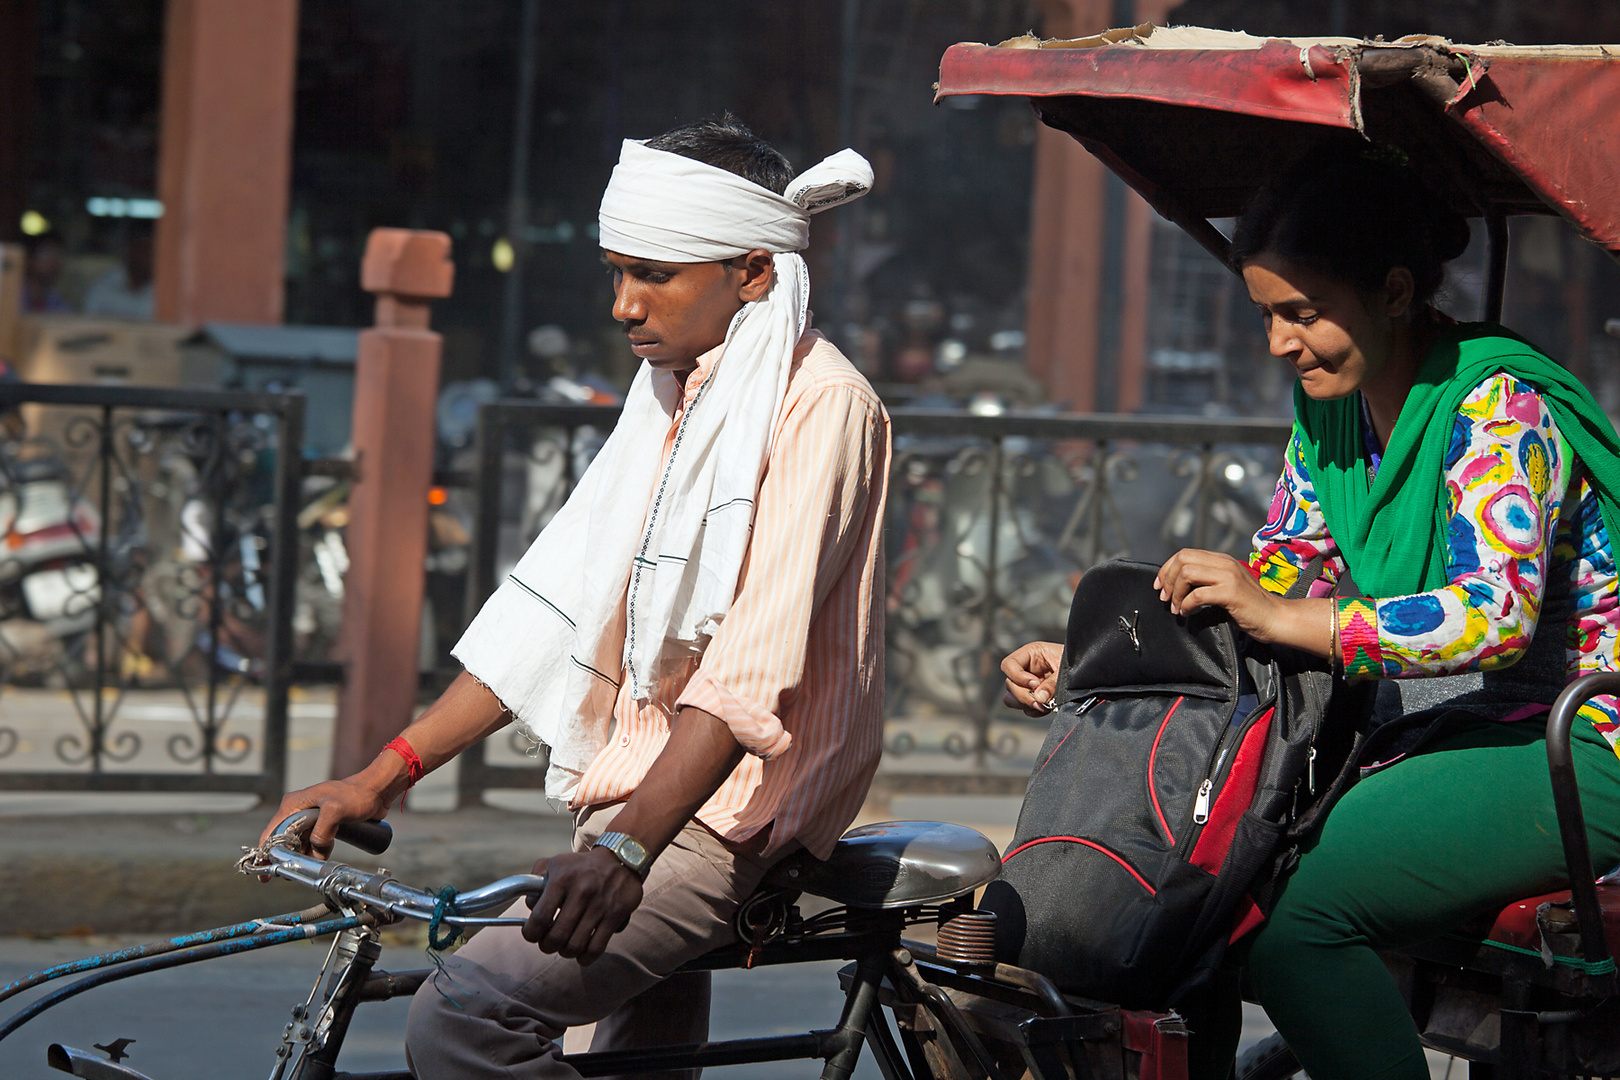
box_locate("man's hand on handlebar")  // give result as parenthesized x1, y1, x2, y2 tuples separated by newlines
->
(523, 848, 643, 966)
(259, 776, 395, 861)
(1002, 641, 1064, 717)
(254, 673, 513, 869)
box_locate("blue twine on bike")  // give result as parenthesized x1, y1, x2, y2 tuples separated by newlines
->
(427, 885, 462, 952)
(425, 885, 466, 1011)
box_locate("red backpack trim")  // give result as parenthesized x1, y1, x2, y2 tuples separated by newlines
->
(1003, 835, 1157, 895)
(1147, 696, 1187, 843)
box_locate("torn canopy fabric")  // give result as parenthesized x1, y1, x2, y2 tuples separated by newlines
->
(936, 25, 1620, 256)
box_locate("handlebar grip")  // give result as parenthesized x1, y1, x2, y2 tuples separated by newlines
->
(335, 819, 393, 855)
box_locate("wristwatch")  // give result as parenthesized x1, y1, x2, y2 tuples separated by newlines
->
(593, 831, 652, 880)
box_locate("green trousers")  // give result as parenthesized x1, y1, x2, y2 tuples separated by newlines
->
(1235, 718, 1620, 1080)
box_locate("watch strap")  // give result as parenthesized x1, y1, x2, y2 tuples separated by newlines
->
(593, 831, 651, 880)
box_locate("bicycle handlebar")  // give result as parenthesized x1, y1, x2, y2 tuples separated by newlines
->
(248, 811, 548, 930)
(269, 808, 396, 856)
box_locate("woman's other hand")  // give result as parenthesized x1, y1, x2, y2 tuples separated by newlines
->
(1156, 549, 1283, 639)
(1002, 641, 1064, 716)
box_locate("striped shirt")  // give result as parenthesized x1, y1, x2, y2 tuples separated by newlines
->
(571, 331, 891, 859)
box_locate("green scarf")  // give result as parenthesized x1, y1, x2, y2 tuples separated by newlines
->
(1293, 323, 1620, 598)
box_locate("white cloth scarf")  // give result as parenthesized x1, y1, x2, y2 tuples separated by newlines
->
(453, 138, 872, 799)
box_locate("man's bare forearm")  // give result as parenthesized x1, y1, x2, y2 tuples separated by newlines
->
(599, 705, 745, 860)
(260, 671, 511, 852)
(358, 671, 511, 801)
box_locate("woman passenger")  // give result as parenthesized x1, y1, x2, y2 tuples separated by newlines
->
(1003, 146, 1620, 1079)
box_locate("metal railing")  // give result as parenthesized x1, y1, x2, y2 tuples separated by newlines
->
(452, 400, 1291, 804)
(0, 383, 304, 801)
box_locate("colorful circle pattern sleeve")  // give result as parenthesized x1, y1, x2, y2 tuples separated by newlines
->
(1247, 372, 1620, 755)
(1247, 429, 1348, 598)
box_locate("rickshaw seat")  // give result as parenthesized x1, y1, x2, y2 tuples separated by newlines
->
(1481, 884, 1620, 957)
(762, 820, 1001, 910)
(1405, 883, 1620, 989)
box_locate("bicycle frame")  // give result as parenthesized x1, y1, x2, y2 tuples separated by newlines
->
(11, 812, 1186, 1080)
(275, 903, 1177, 1080)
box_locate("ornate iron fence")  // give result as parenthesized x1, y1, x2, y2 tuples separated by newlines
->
(0, 383, 303, 801)
(451, 400, 1291, 805)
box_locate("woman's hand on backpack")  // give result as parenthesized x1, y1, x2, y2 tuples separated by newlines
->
(1156, 549, 1334, 657)
(1003, 641, 1064, 716)
(1156, 549, 1275, 626)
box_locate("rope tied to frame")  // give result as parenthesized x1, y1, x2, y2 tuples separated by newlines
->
(427, 885, 462, 951)
(424, 884, 467, 1011)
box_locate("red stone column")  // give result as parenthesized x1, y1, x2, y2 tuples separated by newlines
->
(153, 0, 298, 324)
(1023, 0, 1184, 412)
(1116, 0, 1185, 414)
(330, 229, 454, 778)
(1022, 0, 1112, 411)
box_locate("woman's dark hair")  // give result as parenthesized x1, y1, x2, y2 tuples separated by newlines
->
(646, 113, 794, 195)
(1229, 145, 1472, 307)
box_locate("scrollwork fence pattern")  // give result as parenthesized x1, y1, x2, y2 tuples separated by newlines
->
(454, 402, 1291, 803)
(0, 384, 303, 800)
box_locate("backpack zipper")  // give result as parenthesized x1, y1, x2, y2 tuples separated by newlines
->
(1192, 779, 1213, 824)
(1175, 673, 1278, 857)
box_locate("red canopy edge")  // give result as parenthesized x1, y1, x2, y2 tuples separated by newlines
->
(1446, 58, 1620, 249)
(936, 41, 1356, 129)
(937, 36, 1620, 254)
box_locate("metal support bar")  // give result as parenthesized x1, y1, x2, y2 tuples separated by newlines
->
(821, 950, 886, 1080)
(0, 916, 367, 1044)
(864, 1005, 915, 1080)
(1485, 209, 1509, 323)
(292, 933, 381, 1080)
(456, 400, 507, 808)
(1546, 670, 1620, 985)
(889, 951, 1006, 1080)
(261, 392, 306, 799)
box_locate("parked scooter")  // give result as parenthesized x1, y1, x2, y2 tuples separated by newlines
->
(0, 451, 102, 680)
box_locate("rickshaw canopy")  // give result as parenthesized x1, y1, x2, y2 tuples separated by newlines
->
(936, 25, 1620, 283)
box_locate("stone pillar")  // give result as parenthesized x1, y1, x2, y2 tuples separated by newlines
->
(1023, 0, 1106, 412)
(1023, 0, 1183, 412)
(330, 229, 454, 778)
(1025, 124, 1106, 411)
(1117, 0, 1183, 414)
(153, 0, 298, 325)
(1116, 194, 1154, 413)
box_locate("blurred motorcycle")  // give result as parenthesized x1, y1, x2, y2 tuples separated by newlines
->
(0, 451, 102, 679)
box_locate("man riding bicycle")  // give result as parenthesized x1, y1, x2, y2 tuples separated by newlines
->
(261, 115, 889, 1079)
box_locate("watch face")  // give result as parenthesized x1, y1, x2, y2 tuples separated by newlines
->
(599, 832, 650, 876)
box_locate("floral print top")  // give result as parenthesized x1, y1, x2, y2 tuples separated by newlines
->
(1248, 373, 1620, 755)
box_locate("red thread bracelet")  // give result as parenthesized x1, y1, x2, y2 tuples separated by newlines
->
(385, 736, 425, 786)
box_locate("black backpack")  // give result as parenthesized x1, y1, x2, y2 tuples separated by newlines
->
(982, 559, 1344, 1009)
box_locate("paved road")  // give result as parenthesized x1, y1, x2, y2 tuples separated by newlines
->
(0, 934, 1306, 1080)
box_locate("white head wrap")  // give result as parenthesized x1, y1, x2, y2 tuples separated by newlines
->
(599, 139, 872, 260)
(454, 139, 872, 799)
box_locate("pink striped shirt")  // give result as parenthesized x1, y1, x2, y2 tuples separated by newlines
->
(571, 331, 890, 859)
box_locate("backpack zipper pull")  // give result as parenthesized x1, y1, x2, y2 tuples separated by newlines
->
(1308, 746, 1317, 796)
(1192, 779, 1213, 824)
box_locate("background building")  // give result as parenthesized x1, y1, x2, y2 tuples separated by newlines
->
(2, 0, 1616, 416)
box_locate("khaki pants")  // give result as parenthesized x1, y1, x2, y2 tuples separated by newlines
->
(403, 803, 780, 1079)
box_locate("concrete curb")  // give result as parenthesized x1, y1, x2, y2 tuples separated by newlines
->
(0, 808, 575, 936)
